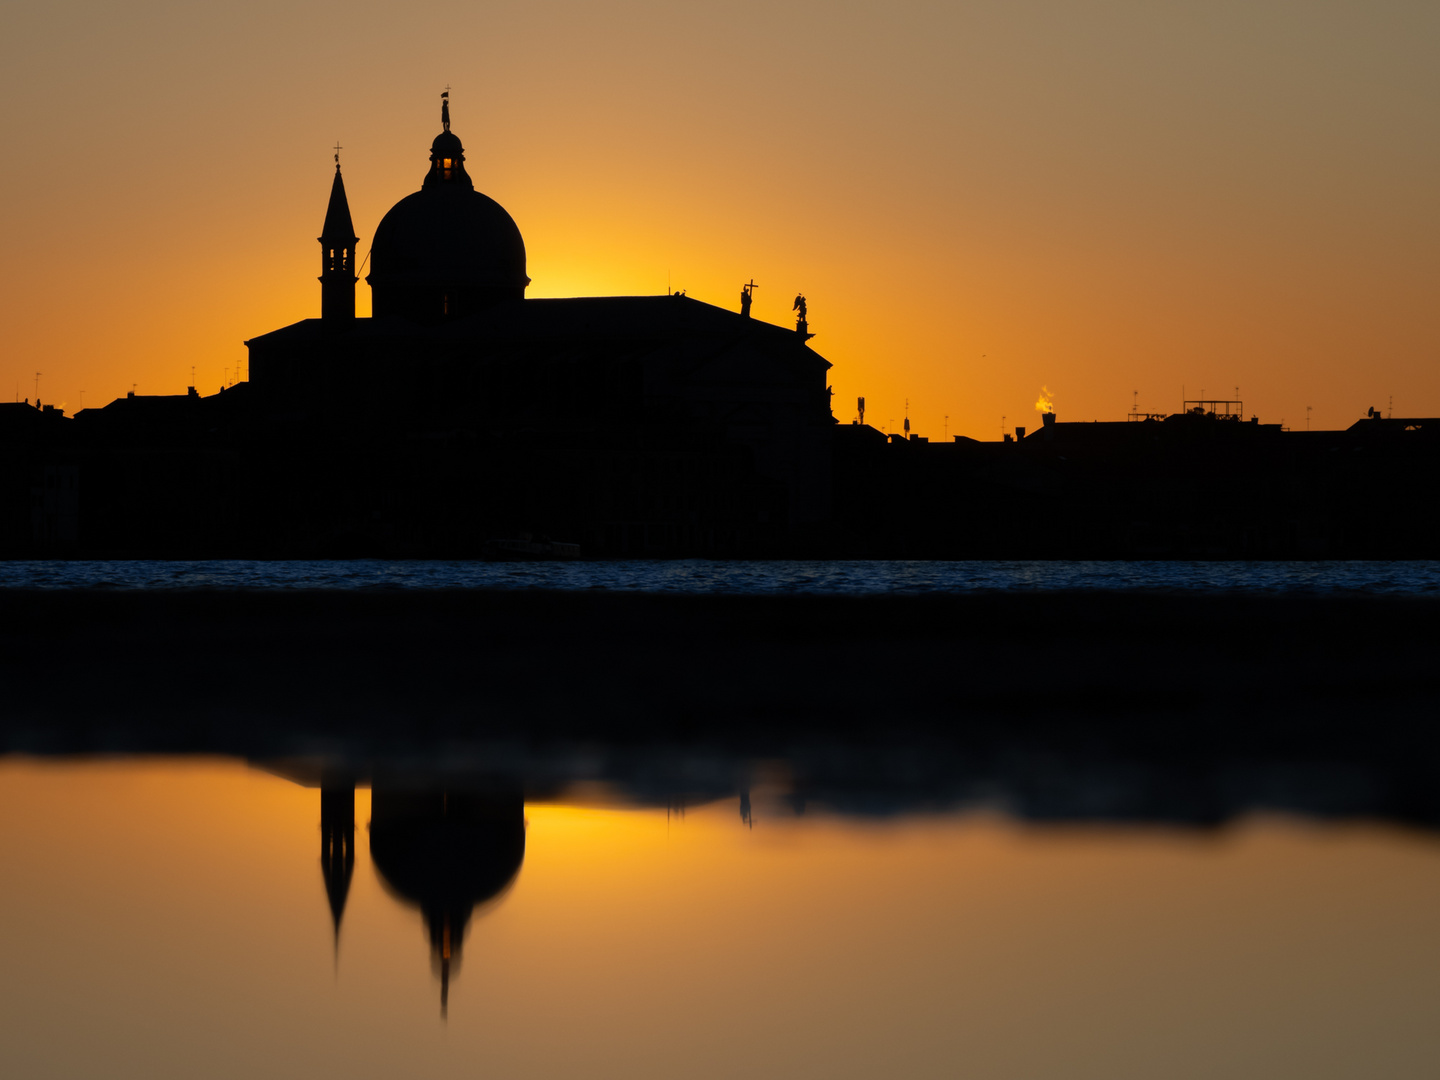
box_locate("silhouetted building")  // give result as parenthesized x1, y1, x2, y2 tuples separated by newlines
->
(239, 97, 834, 554)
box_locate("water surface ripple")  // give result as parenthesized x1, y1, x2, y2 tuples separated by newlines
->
(2, 559, 1438, 593)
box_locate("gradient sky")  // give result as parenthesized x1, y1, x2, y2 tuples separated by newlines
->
(2, 0, 1436, 437)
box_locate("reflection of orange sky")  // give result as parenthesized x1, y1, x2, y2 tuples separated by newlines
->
(3, 2, 1437, 437)
(5, 758, 1440, 1078)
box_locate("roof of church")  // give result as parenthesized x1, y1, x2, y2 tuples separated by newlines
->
(320, 166, 357, 242)
(247, 294, 828, 365)
(369, 185, 527, 290)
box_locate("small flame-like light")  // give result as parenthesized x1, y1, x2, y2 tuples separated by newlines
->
(1034, 386, 1055, 414)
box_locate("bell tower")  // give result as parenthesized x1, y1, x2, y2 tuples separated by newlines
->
(319, 147, 358, 322)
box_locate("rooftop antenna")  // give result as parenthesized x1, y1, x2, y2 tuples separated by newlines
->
(1388, 395, 1393, 420)
(1001, 414, 1006, 439)
(903, 398, 910, 437)
(944, 414, 949, 440)
(33, 372, 41, 399)
(1306, 404, 1312, 431)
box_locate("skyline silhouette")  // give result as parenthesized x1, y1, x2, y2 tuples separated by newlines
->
(5, 6, 1438, 438)
(1, 96, 1435, 560)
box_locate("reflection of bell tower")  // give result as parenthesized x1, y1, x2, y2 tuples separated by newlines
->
(369, 782, 526, 1018)
(319, 151, 358, 322)
(319, 779, 356, 950)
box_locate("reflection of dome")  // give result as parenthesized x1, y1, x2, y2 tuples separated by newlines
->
(369, 784, 526, 1015)
(366, 106, 529, 322)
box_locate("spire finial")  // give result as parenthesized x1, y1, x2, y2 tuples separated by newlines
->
(441, 87, 451, 132)
(332, 141, 343, 171)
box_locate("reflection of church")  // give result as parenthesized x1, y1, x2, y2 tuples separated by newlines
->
(321, 776, 526, 1016)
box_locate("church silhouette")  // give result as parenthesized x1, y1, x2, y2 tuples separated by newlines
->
(233, 95, 835, 557)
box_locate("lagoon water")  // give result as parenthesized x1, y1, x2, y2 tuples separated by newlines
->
(2, 558, 1440, 593)
(2, 758, 1439, 1080)
(4, 568, 1439, 1076)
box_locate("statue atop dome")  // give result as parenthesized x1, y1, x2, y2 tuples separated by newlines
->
(441, 89, 450, 133)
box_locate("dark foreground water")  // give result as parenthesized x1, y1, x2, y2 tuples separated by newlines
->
(3, 757, 1439, 1080)
(3, 558, 1440, 593)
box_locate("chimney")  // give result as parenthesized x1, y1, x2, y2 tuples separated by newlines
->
(1042, 412, 1056, 428)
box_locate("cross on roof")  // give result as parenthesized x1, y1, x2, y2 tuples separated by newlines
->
(333, 141, 343, 168)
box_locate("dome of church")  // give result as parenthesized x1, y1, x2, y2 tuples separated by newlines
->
(370, 188, 527, 292)
(366, 102, 529, 321)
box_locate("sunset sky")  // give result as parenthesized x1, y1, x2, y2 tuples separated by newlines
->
(3, 0, 1436, 438)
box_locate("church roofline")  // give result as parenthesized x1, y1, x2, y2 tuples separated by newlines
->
(244, 295, 827, 363)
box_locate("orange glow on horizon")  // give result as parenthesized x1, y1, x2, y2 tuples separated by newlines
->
(3, 2, 1437, 437)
